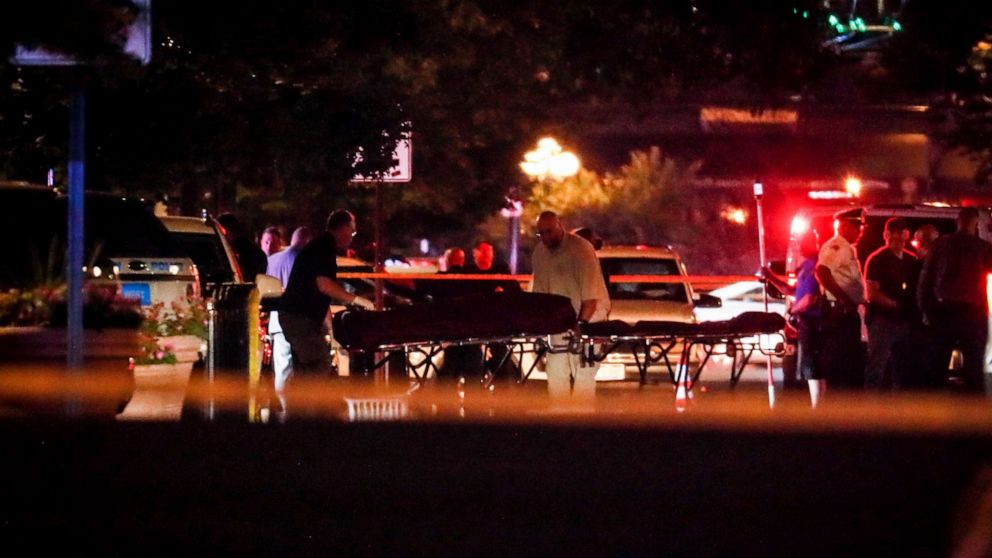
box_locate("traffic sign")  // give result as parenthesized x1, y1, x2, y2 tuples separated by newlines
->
(352, 134, 412, 183)
(11, 0, 152, 66)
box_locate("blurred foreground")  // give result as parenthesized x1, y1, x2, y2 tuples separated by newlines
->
(1, 367, 991, 556)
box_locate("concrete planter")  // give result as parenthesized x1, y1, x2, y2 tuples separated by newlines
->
(118, 361, 194, 421)
(155, 334, 205, 364)
(0, 326, 140, 416)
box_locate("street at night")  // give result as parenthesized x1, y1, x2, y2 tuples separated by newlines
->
(3, 1, 992, 555)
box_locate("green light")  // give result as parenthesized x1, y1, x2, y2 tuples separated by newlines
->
(828, 14, 839, 26)
(892, 21, 902, 32)
(802, 10, 808, 19)
(835, 23, 846, 33)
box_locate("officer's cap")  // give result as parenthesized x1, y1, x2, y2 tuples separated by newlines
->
(833, 208, 864, 225)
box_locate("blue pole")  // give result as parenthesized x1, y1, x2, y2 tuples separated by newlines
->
(67, 84, 86, 370)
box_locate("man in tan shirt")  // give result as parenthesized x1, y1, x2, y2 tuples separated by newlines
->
(531, 211, 611, 399)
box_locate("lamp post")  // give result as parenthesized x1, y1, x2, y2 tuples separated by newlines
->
(513, 137, 581, 272)
(754, 180, 775, 409)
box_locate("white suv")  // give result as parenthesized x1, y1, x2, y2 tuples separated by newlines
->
(159, 215, 244, 296)
(1, 186, 198, 309)
(526, 244, 718, 382)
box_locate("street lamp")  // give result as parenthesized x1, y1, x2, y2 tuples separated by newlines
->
(509, 137, 581, 272)
(520, 137, 581, 180)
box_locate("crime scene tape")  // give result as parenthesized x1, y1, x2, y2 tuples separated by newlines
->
(336, 272, 760, 286)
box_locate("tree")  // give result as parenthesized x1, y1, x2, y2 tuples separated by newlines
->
(525, 147, 756, 274)
(0, 1, 839, 249)
(881, 0, 992, 184)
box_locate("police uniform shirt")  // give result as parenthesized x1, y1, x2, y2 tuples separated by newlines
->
(817, 234, 866, 305)
(531, 232, 611, 320)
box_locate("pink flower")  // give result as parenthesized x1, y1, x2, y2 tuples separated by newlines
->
(154, 351, 165, 360)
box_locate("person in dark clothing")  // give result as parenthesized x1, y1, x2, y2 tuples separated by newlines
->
(217, 213, 268, 281)
(897, 224, 940, 389)
(436, 248, 485, 378)
(432, 248, 474, 298)
(278, 210, 374, 375)
(466, 241, 522, 294)
(917, 207, 992, 393)
(467, 241, 522, 381)
(864, 218, 918, 390)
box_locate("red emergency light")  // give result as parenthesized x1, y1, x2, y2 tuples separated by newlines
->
(790, 216, 810, 236)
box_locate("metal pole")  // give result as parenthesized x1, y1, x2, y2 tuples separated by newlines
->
(67, 84, 86, 371)
(374, 181, 384, 310)
(509, 213, 519, 274)
(206, 299, 216, 420)
(754, 181, 775, 408)
(373, 181, 388, 384)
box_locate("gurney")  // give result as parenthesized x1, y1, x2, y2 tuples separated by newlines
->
(332, 292, 577, 383)
(333, 292, 785, 388)
(574, 312, 786, 386)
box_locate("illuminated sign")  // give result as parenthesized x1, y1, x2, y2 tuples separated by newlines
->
(700, 107, 799, 129)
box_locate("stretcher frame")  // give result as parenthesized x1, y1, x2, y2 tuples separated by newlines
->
(574, 329, 786, 388)
(348, 324, 785, 391)
(357, 334, 560, 388)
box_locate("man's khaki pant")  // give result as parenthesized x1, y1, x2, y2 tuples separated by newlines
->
(546, 349, 598, 400)
(546, 308, 608, 400)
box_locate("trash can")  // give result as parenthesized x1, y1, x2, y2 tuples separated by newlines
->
(203, 283, 261, 420)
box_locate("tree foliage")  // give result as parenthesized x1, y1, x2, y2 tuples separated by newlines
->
(882, 0, 992, 183)
(0, 1, 838, 249)
(525, 147, 755, 273)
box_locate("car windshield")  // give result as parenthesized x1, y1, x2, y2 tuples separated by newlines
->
(170, 231, 235, 284)
(600, 257, 689, 303)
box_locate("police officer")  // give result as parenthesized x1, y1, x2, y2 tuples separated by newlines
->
(814, 212, 866, 392)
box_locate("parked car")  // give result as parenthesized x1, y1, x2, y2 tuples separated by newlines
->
(159, 215, 244, 296)
(1, 184, 198, 309)
(694, 280, 786, 356)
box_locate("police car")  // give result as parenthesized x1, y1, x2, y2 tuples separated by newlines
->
(2, 184, 199, 309)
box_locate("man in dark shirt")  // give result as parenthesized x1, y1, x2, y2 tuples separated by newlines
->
(864, 218, 918, 389)
(917, 207, 992, 393)
(279, 210, 374, 374)
(466, 241, 522, 294)
(434, 248, 485, 378)
(467, 241, 522, 382)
